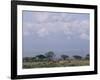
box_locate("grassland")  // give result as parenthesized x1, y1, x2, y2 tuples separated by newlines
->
(23, 59, 89, 69)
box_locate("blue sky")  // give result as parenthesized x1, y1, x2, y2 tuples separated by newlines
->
(22, 11, 90, 57)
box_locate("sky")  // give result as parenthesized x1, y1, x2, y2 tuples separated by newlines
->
(22, 10, 90, 57)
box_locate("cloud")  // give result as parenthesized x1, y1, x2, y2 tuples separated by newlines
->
(62, 19, 89, 40)
(23, 11, 90, 40)
(25, 22, 33, 28)
(80, 33, 89, 40)
(23, 31, 30, 36)
(37, 28, 49, 37)
(32, 12, 50, 23)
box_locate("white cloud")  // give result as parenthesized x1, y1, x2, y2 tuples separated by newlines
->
(23, 19, 89, 40)
(32, 12, 49, 22)
(37, 28, 49, 37)
(23, 11, 90, 40)
(62, 19, 89, 40)
(25, 22, 33, 28)
(23, 31, 30, 36)
(80, 33, 89, 40)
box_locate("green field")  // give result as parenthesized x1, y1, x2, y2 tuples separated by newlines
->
(23, 59, 89, 69)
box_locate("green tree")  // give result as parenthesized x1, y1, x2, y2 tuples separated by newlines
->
(23, 57, 32, 62)
(45, 51, 55, 61)
(36, 54, 46, 60)
(73, 55, 82, 60)
(85, 54, 89, 60)
(61, 55, 69, 60)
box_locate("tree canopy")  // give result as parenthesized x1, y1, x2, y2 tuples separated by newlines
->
(61, 54, 69, 60)
(45, 51, 55, 61)
(73, 55, 82, 60)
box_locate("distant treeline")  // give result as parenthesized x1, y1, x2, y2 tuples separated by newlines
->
(23, 51, 89, 62)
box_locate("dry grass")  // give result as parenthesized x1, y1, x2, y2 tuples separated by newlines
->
(23, 59, 89, 69)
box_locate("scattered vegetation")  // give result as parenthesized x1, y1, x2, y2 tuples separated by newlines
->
(23, 51, 90, 69)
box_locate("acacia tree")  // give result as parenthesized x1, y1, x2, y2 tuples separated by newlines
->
(35, 54, 46, 60)
(31, 57, 36, 61)
(73, 55, 82, 60)
(23, 57, 33, 62)
(45, 51, 55, 61)
(61, 55, 69, 60)
(85, 54, 90, 60)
